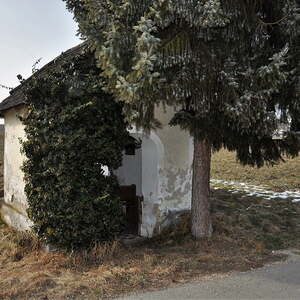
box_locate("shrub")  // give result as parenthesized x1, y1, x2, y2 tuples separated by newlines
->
(20, 47, 130, 249)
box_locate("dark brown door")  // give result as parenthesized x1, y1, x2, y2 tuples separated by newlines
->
(120, 185, 140, 234)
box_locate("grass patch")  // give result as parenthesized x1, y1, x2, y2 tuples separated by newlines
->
(212, 149, 300, 192)
(0, 224, 42, 262)
(1, 189, 299, 300)
(210, 189, 300, 250)
(0, 130, 3, 195)
(1, 131, 300, 299)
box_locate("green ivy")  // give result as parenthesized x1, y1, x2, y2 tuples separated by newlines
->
(20, 47, 130, 249)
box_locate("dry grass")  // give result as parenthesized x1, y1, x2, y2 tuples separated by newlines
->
(1, 133, 300, 299)
(0, 130, 4, 195)
(212, 149, 300, 192)
(0, 225, 282, 300)
(1, 188, 299, 300)
(0, 225, 42, 261)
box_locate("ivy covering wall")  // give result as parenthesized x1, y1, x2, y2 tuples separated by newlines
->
(20, 47, 130, 249)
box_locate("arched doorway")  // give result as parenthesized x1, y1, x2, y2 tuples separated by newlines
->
(115, 129, 164, 237)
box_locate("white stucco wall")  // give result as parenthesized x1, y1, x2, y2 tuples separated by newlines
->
(154, 106, 193, 234)
(1, 104, 193, 237)
(116, 106, 193, 237)
(114, 147, 142, 196)
(0, 106, 32, 230)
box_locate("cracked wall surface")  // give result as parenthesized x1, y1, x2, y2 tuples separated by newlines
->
(118, 106, 193, 237)
(2, 104, 193, 236)
(1, 106, 33, 230)
(155, 106, 193, 233)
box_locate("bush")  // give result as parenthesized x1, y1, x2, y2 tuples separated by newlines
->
(20, 47, 130, 249)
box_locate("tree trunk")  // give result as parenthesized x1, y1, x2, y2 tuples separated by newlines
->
(191, 137, 212, 239)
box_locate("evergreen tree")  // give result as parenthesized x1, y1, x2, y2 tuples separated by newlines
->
(64, 0, 300, 238)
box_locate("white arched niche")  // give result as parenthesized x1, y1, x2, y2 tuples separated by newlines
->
(114, 127, 164, 237)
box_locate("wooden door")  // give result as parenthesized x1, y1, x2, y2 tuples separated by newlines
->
(120, 185, 141, 234)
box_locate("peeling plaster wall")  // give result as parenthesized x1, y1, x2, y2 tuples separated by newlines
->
(140, 134, 161, 237)
(2, 105, 193, 236)
(154, 106, 193, 232)
(0, 106, 32, 230)
(121, 106, 193, 237)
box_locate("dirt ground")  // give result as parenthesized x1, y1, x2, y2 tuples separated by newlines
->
(1, 134, 300, 299)
(1, 189, 300, 300)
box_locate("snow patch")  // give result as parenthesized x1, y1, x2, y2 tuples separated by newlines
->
(211, 179, 300, 202)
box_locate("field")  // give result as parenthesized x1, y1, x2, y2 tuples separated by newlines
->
(212, 149, 300, 192)
(1, 134, 300, 299)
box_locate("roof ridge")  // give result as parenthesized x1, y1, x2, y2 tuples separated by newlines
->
(0, 42, 87, 115)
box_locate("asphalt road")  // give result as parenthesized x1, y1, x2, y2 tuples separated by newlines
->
(119, 250, 300, 300)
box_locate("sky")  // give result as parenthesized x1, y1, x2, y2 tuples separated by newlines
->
(0, 0, 81, 102)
